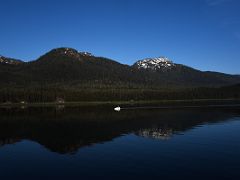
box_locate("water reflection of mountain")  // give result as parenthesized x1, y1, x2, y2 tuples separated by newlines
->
(0, 106, 239, 154)
(136, 128, 173, 140)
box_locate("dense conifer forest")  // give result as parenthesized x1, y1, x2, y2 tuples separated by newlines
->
(1, 48, 240, 103)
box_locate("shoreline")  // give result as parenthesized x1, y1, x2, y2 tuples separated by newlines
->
(1, 99, 240, 108)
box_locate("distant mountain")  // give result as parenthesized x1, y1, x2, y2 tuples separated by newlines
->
(21, 47, 137, 86)
(0, 47, 240, 88)
(132, 57, 240, 87)
(0, 55, 23, 65)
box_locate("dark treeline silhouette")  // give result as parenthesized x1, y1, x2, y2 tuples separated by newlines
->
(0, 84, 239, 103)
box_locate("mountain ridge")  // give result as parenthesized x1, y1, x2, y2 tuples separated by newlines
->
(0, 47, 240, 88)
(0, 47, 238, 74)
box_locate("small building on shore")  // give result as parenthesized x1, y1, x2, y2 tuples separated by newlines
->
(56, 97, 65, 104)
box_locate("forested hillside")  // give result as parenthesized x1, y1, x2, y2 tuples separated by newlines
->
(0, 48, 240, 103)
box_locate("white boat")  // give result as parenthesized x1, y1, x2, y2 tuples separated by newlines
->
(114, 106, 121, 111)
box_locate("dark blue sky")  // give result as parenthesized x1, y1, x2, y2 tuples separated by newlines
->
(1, 0, 240, 74)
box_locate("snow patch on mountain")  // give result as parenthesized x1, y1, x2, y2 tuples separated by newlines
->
(52, 48, 93, 58)
(135, 57, 175, 70)
(79, 51, 93, 57)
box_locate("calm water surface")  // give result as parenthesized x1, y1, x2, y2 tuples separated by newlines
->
(0, 106, 240, 179)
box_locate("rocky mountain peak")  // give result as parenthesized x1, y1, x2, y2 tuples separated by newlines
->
(134, 57, 175, 71)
